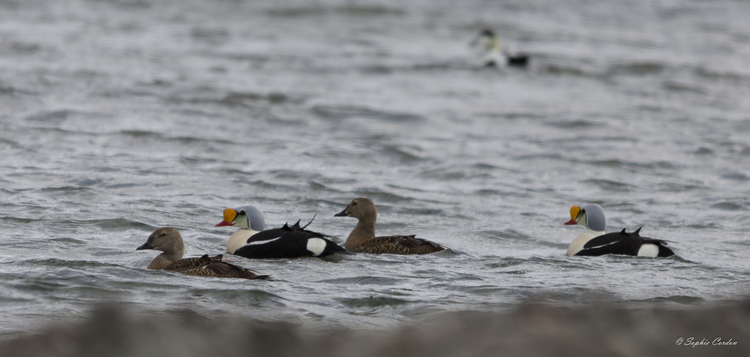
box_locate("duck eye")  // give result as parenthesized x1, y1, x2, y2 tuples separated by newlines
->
(351, 202, 357, 206)
(239, 210, 246, 215)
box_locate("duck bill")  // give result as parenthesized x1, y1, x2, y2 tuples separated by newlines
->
(215, 208, 238, 227)
(564, 218, 577, 225)
(214, 220, 234, 227)
(136, 241, 154, 250)
(334, 208, 348, 217)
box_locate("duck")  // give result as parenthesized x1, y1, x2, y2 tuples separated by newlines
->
(215, 205, 347, 258)
(471, 28, 529, 67)
(334, 197, 445, 254)
(136, 227, 269, 279)
(564, 204, 675, 257)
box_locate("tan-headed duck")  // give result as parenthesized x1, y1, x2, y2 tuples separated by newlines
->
(137, 227, 269, 279)
(334, 198, 445, 254)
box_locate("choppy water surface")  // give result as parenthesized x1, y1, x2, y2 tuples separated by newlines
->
(2, 0, 750, 337)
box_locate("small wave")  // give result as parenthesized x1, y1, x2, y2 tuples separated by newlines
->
(190, 27, 230, 44)
(635, 295, 706, 305)
(6, 41, 41, 54)
(321, 276, 403, 286)
(25, 109, 76, 123)
(545, 119, 599, 128)
(312, 105, 423, 122)
(220, 91, 299, 106)
(710, 202, 746, 211)
(336, 295, 411, 308)
(381, 145, 424, 163)
(417, 168, 465, 181)
(663, 81, 706, 94)
(70, 218, 155, 230)
(581, 179, 635, 192)
(588, 159, 677, 170)
(0, 216, 34, 224)
(189, 289, 285, 304)
(607, 61, 665, 76)
(658, 182, 706, 192)
(350, 190, 412, 203)
(480, 229, 533, 241)
(539, 64, 591, 77)
(476, 112, 546, 120)
(20, 258, 121, 268)
(0, 85, 16, 95)
(38, 186, 93, 194)
(721, 172, 750, 181)
(485, 258, 525, 269)
(694, 67, 747, 82)
(266, 5, 405, 18)
(49, 238, 86, 245)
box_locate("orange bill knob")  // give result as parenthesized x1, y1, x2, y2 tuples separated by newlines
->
(564, 205, 580, 225)
(215, 208, 238, 227)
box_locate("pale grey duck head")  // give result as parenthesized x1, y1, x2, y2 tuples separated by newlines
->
(215, 205, 265, 231)
(564, 204, 606, 231)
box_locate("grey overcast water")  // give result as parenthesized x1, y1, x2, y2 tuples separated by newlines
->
(1, 0, 750, 340)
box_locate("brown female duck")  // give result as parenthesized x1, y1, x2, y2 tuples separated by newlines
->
(334, 198, 445, 254)
(136, 227, 269, 280)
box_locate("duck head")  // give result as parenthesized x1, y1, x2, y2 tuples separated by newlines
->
(564, 204, 606, 231)
(335, 197, 377, 220)
(471, 28, 501, 52)
(215, 205, 266, 231)
(137, 227, 185, 257)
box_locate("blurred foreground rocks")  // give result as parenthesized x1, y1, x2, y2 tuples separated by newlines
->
(2, 300, 748, 357)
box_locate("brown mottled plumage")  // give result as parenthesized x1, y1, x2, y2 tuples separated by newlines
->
(137, 227, 269, 280)
(160, 254, 224, 272)
(334, 198, 445, 254)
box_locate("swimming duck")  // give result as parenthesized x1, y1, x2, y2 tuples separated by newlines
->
(137, 227, 269, 279)
(215, 205, 347, 258)
(334, 198, 445, 254)
(472, 28, 529, 67)
(565, 204, 675, 257)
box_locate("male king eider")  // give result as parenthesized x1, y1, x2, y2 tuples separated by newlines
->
(564, 204, 675, 257)
(334, 198, 445, 254)
(137, 227, 269, 279)
(215, 205, 347, 259)
(472, 28, 529, 67)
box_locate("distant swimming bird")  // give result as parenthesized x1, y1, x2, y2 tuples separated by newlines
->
(334, 197, 445, 254)
(215, 205, 347, 258)
(471, 28, 529, 67)
(564, 204, 675, 257)
(137, 227, 269, 279)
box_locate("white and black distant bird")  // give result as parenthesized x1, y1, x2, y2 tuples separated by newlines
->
(471, 28, 529, 67)
(215, 205, 347, 259)
(564, 204, 675, 257)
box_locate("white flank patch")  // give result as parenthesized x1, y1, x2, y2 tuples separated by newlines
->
(227, 229, 257, 254)
(567, 229, 604, 256)
(246, 237, 281, 245)
(306, 238, 327, 256)
(637, 244, 659, 257)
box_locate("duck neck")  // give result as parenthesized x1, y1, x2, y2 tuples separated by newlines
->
(227, 228, 258, 254)
(567, 228, 604, 256)
(345, 215, 376, 250)
(147, 248, 184, 270)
